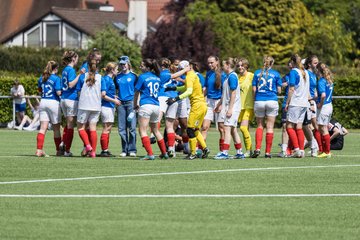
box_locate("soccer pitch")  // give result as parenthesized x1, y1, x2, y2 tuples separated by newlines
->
(0, 129, 359, 240)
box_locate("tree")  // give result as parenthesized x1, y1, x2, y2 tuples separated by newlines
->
(89, 25, 142, 71)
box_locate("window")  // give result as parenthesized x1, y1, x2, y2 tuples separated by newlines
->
(27, 27, 41, 47)
(65, 26, 80, 48)
(46, 24, 60, 47)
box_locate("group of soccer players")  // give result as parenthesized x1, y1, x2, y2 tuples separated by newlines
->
(35, 49, 334, 159)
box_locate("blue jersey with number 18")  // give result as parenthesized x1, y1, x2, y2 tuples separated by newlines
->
(135, 71, 160, 106)
(252, 68, 282, 101)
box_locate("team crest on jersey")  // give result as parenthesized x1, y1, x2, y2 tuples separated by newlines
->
(127, 78, 132, 82)
(195, 120, 199, 127)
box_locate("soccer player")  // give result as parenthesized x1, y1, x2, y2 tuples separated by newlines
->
(134, 59, 168, 160)
(115, 56, 138, 157)
(316, 62, 334, 158)
(60, 50, 84, 156)
(76, 59, 106, 158)
(166, 61, 210, 160)
(100, 62, 121, 157)
(304, 55, 320, 156)
(328, 119, 348, 150)
(285, 54, 310, 158)
(251, 56, 282, 158)
(214, 57, 244, 159)
(36, 61, 62, 157)
(202, 56, 225, 152)
(236, 58, 254, 157)
(80, 48, 102, 72)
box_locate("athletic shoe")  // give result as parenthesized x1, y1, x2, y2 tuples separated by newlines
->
(202, 147, 210, 159)
(120, 152, 127, 157)
(233, 153, 245, 159)
(311, 148, 318, 157)
(251, 149, 261, 158)
(277, 151, 287, 158)
(64, 151, 73, 157)
(291, 149, 303, 158)
(184, 154, 197, 160)
(168, 149, 176, 158)
(35, 150, 49, 157)
(81, 147, 88, 157)
(215, 152, 223, 158)
(14, 126, 22, 130)
(265, 153, 272, 159)
(159, 153, 169, 159)
(129, 152, 137, 157)
(58, 142, 65, 156)
(89, 151, 96, 158)
(317, 152, 332, 158)
(214, 152, 229, 160)
(150, 137, 156, 144)
(244, 150, 252, 158)
(99, 150, 114, 157)
(140, 155, 155, 160)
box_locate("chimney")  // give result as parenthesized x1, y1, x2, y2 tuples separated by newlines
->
(127, 0, 147, 45)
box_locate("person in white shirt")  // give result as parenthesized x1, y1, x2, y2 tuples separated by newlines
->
(10, 79, 26, 126)
(285, 54, 310, 158)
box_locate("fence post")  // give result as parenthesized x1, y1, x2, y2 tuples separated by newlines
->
(12, 98, 15, 129)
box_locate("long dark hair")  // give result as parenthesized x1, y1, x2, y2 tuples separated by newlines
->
(143, 58, 161, 76)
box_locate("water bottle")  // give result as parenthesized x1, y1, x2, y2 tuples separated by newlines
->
(127, 111, 135, 122)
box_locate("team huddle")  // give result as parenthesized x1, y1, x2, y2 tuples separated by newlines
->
(35, 49, 334, 159)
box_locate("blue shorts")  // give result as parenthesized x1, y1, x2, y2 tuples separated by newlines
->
(15, 103, 26, 112)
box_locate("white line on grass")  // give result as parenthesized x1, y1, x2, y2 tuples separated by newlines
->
(1, 164, 360, 185)
(0, 194, 360, 198)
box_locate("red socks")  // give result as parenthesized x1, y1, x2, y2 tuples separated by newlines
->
(219, 139, 224, 151)
(65, 128, 74, 152)
(255, 128, 263, 150)
(54, 137, 61, 151)
(222, 143, 230, 151)
(37, 133, 45, 150)
(286, 128, 299, 149)
(141, 136, 153, 155)
(234, 143, 242, 150)
(62, 126, 68, 146)
(265, 132, 273, 154)
(313, 129, 323, 153)
(79, 129, 90, 146)
(296, 129, 305, 150)
(101, 133, 109, 151)
(157, 138, 167, 154)
(322, 134, 331, 154)
(167, 133, 175, 148)
(89, 131, 97, 153)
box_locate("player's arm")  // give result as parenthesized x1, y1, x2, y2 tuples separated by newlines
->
(69, 68, 86, 88)
(330, 127, 340, 141)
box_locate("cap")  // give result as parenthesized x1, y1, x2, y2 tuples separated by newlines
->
(119, 56, 130, 64)
(178, 60, 189, 70)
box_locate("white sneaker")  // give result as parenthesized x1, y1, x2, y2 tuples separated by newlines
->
(311, 148, 318, 157)
(129, 152, 136, 157)
(64, 152, 73, 157)
(120, 152, 127, 157)
(14, 126, 22, 130)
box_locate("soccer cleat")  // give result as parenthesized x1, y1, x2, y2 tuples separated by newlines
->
(184, 154, 197, 160)
(120, 152, 127, 157)
(58, 142, 65, 156)
(251, 149, 261, 158)
(234, 153, 245, 159)
(129, 152, 137, 157)
(244, 150, 252, 158)
(292, 149, 302, 158)
(214, 152, 229, 160)
(89, 151, 96, 158)
(64, 151, 73, 157)
(159, 153, 169, 159)
(202, 147, 210, 159)
(317, 152, 331, 158)
(265, 153, 272, 159)
(310, 148, 318, 157)
(35, 150, 49, 157)
(99, 150, 114, 157)
(277, 151, 287, 158)
(140, 155, 155, 160)
(168, 149, 176, 158)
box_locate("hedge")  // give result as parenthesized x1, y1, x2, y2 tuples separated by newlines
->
(1, 72, 360, 128)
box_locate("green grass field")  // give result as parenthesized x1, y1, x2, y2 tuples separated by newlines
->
(0, 128, 360, 240)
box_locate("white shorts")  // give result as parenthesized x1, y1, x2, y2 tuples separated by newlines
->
(287, 106, 307, 124)
(159, 96, 178, 119)
(61, 99, 78, 117)
(177, 99, 188, 119)
(218, 108, 240, 127)
(139, 104, 160, 123)
(254, 100, 279, 118)
(317, 103, 333, 126)
(204, 98, 221, 122)
(39, 99, 61, 124)
(77, 109, 100, 124)
(309, 100, 317, 119)
(101, 106, 115, 123)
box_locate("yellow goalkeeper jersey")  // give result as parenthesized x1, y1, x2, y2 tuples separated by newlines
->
(239, 72, 254, 110)
(179, 70, 205, 106)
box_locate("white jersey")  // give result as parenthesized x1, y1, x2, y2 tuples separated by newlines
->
(10, 85, 26, 104)
(78, 73, 103, 111)
(289, 68, 310, 107)
(221, 71, 241, 112)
